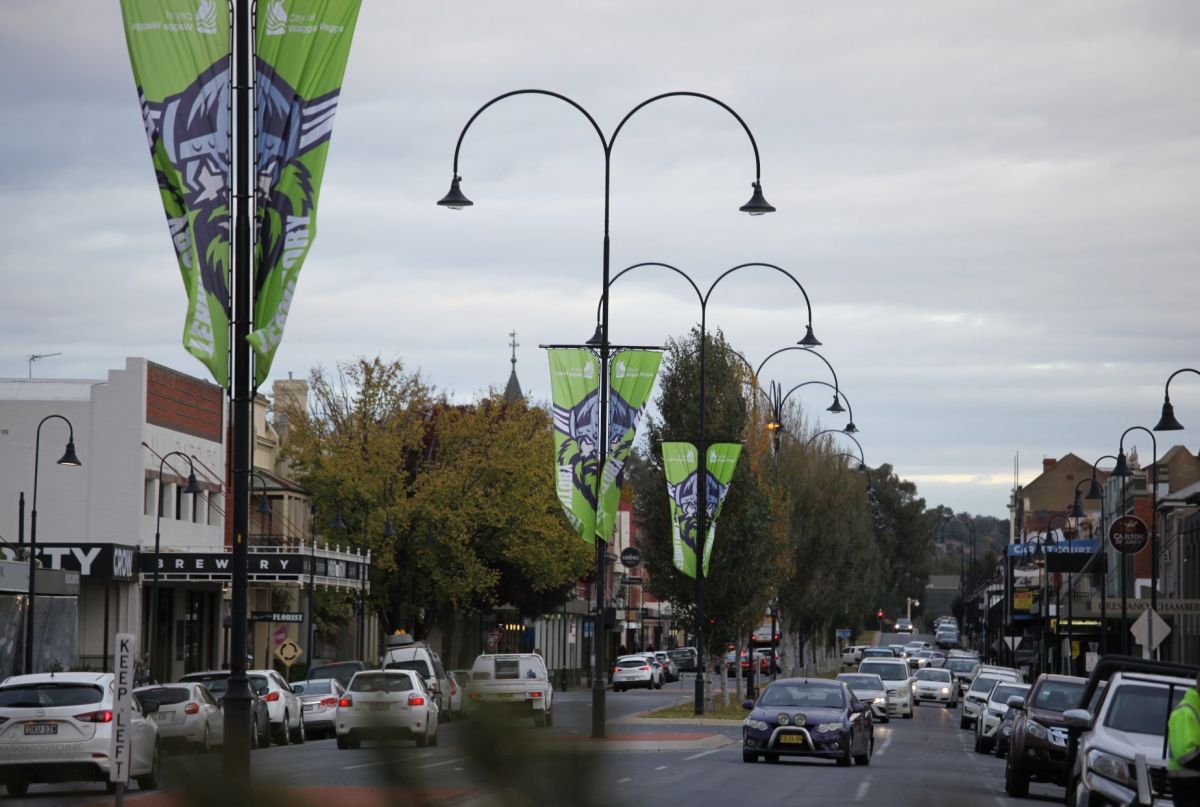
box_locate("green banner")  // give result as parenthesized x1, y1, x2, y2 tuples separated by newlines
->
(249, 0, 361, 387)
(120, 0, 234, 386)
(595, 350, 662, 543)
(662, 441, 742, 578)
(549, 349, 601, 542)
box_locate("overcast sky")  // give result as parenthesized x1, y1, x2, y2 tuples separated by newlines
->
(1, 2, 1197, 519)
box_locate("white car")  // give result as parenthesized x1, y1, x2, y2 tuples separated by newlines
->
(0, 672, 161, 797)
(135, 682, 224, 752)
(654, 652, 679, 682)
(858, 659, 913, 719)
(613, 655, 662, 691)
(248, 669, 305, 744)
(841, 645, 866, 666)
(975, 681, 1030, 754)
(836, 672, 889, 723)
(961, 672, 1020, 730)
(336, 669, 439, 749)
(446, 671, 465, 718)
(912, 668, 958, 707)
(291, 678, 344, 739)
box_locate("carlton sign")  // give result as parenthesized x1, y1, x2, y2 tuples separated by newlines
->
(1108, 515, 1149, 555)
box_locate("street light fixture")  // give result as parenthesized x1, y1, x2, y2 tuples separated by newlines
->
(306, 496, 346, 670)
(25, 414, 82, 674)
(1111, 426, 1159, 658)
(148, 451, 203, 681)
(762, 380, 858, 450)
(1152, 368, 1198, 431)
(441, 89, 773, 735)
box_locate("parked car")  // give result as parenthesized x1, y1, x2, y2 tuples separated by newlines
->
(290, 678, 345, 739)
(613, 654, 663, 692)
(1003, 673, 1087, 794)
(307, 661, 370, 690)
(465, 653, 554, 726)
(380, 634, 452, 715)
(944, 657, 980, 696)
(135, 682, 224, 752)
(741, 678, 873, 766)
(961, 672, 1020, 730)
(335, 669, 439, 749)
(975, 681, 1030, 754)
(654, 652, 679, 682)
(1061, 658, 1194, 807)
(841, 645, 867, 667)
(247, 669, 305, 744)
(667, 647, 698, 673)
(754, 648, 781, 674)
(912, 668, 958, 707)
(858, 659, 914, 719)
(995, 702, 1018, 758)
(895, 618, 914, 634)
(0, 672, 161, 797)
(177, 670, 272, 748)
(836, 672, 889, 723)
(446, 671, 465, 719)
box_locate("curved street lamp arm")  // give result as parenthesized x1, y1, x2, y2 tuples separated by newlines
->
(703, 262, 816, 332)
(805, 428, 865, 464)
(596, 261, 705, 326)
(447, 89, 606, 176)
(779, 380, 854, 423)
(1118, 425, 1157, 458)
(755, 346, 839, 394)
(1092, 454, 1118, 476)
(1163, 367, 1200, 399)
(610, 91, 763, 181)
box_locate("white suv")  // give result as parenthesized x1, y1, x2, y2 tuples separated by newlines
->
(0, 672, 161, 797)
(858, 659, 914, 718)
(247, 669, 304, 744)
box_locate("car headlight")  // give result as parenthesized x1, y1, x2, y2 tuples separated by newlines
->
(744, 719, 769, 732)
(1025, 719, 1049, 741)
(873, 696, 887, 704)
(777, 713, 791, 726)
(1087, 749, 1133, 785)
(940, 687, 950, 694)
(815, 722, 843, 734)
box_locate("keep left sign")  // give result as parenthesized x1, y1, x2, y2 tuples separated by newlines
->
(109, 633, 137, 784)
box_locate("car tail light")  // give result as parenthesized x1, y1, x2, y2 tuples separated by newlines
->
(469, 693, 480, 701)
(75, 710, 114, 723)
(450, 680, 457, 695)
(337, 696, 353, 708)
(613, 667, 620, 673)
(530, 692, 542, 698)
(408, 694, 425, 707)
(319, 697, 337, 708)
(640, 666, 650, 671)
(184, 703, 200, 715)
(263, 691, 280, 702)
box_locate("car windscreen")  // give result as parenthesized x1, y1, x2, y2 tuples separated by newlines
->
(668, 650, 693, 660)
(0, 682, 104, 707)
(351, 673, 414, 693)
(859, 662, 908, 681)
(759, 684, 845, 708)
(494, 658, 520, 680)
(137, 686, 190, 705)
(1103, 684, 1186, 735)
(292, 681, 332, 695)
(969, 676, 1002, 695)
(1032, 680, 1086, 712)
(862, 649, 894, 657)
(247, 675, 270, 696)
(618, 659, 648, 669)
(309, 663, 362, 685)
(916, 669, 952, 682)
(990, 684, 1028, 705)
(838, 675, 882, 690)
(385, 660, 432, 678)
(945, 660, 976, 673)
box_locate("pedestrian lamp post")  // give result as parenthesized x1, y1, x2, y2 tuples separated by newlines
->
(805, 428, 866, 468)
(1076, 456, 1116, 654)
(440, 89, 774, 736)
(940, 515, 976, 646)
(149, 451, 203, 681)
(760, 380, 856, 454)
(1151, 367, 1199, 432)
(25, 414, 82, 674)
(306, 497, 346, 671)
(1039, 513, 1073, 675)
(598, 259, 820, 715)
(906, 597, 920, 623)
(1111, 426, 1159, 657)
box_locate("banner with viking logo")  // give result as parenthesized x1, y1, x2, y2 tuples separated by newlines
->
(662, 441, 742, 578)
(548, 349, 601, 542)
(595, 350, 662, 544)
(120, 0, 234, 387)
(248, 0, 362, 387)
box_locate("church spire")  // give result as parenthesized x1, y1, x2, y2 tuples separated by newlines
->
(503, 330, 523, 403)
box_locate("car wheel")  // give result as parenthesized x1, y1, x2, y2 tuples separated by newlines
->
(855, 734, 873, 766)
(880, 715, 890, 724)
(545, 707, 553, 727)
(534, 711, 547, 728)
(836, 743, 853, 767)
(276, 714, 290, 746)
(201, 723, 212, 754)
(1005, 754, 1030, 798)
(974, 731, 984, 754)
(614, 686, 623, 693)
(250, 719, 260, 749)
(416, 725, 429, 748)
(5, 782, 29, 797)
(764, 753, 779, 763)
(960, 715, 970, 730)
(430, 726, 440, 747)
(292, 718, 305, 744)
(259, 716, 271, 748)
(136, 742, 162, 791)
(337, 734, 350, 750)
(742, 750, 759, 763)
(903, 708, 913, 719)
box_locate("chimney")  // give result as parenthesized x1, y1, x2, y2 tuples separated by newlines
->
(1042, 457, 1057, 473)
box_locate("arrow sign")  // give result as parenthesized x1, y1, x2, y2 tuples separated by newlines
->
(1130, 608, 1170, 655)
(1004, 636, 1022, 650)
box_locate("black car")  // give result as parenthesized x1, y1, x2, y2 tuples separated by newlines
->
(741, 678, 874, 766)
(178, 671, 272, 749)
(667, 647, 698, 673)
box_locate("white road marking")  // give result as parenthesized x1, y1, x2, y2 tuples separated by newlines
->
(684, 748, 723, 761)
(341, 761, 385, 770)
(617, 777, 633, 784)
(855, 780, 872, 802)
(417, 757, 466, 770)
(876, 732, 894, 756)
(655, 765, 667, 771)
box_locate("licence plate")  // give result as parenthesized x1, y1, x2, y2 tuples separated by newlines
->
(495, 693, 513, 700)
(370, 703, 390, 711)
(778, 734, 805, 746)
(302, 705, 314, 712)
(24, 723, 57, 736)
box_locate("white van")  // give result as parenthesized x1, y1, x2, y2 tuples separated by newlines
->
(466, 653, 553, 726)
(380, 634, 452, 716)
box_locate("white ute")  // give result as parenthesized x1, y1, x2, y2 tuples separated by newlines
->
(465, 653, 554, 727)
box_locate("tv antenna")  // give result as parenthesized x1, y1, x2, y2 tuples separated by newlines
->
(28, 352, 62, 378)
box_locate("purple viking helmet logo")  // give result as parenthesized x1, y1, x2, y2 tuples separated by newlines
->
(552, 388, 600, 508)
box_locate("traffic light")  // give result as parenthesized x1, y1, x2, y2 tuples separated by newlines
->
(876, 609, 884, 619)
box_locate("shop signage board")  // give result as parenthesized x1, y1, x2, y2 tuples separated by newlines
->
(250, 611, 305, 623)
(1108, 515, 1149, 555)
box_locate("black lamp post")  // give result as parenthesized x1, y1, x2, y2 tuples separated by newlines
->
(25, 414, 82, 674)
(598, 259, 819, 714)
(149, 451, 203, 682)
(306, 497, 346, 671)
(805, 428, 866, 468)
(441, 90, 773, 736)
(770, 380, 857, 436)
(1111, 426, 1158, 658)
(1038, 513, 1071, 676)
(1152, 367, 1198, 432)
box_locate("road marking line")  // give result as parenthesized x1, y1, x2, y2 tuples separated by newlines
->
(855, 780, 871, 802)
(617, 777, 632, 784)
(417, 757, 466, 770)
(655, 765, 667, 771)
(341, 761, 385, 770)
(684, 748, 723, 761)
(877, 733, 894, 756)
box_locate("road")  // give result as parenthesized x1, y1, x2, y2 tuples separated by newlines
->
(11, 637, 1066, 806)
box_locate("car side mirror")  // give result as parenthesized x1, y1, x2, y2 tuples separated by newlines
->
(143, 699, 160, 715)
(742, 699, 755, 710)
(1006, 696, 1025, 711)
(1062, 708, 1092, 731)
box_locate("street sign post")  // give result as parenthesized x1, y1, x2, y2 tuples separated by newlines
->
(1108, 515, 1149, 555)
(1130, 608, 1170, 659)
(620, 547, 642, 569)
(620, 575, 643, 586)
(835, 628, 852, 639)
(1004, 636, 1022, 650)
(275, 637, 302, 667)
(110, 633, 137, 805)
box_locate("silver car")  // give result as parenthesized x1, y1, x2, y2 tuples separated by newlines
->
(836, 672, 890, 723)
(290, 678, 344, 739)
(135, 682, 224, 752)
